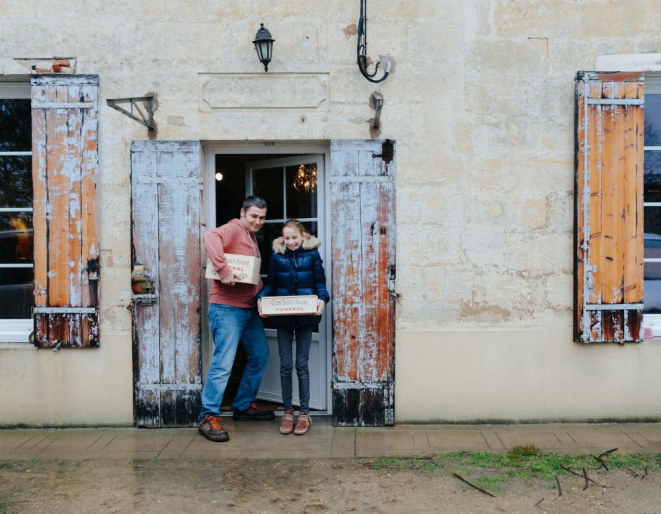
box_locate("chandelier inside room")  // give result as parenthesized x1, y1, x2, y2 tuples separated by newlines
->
(293, 164, 317, 193)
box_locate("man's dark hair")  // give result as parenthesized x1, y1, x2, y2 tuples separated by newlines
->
(242, 196, 267, 212)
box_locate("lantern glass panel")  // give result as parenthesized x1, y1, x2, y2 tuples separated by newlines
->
(258, 41, 272, 63)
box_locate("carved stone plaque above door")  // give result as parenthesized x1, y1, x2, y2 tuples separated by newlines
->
(198, 73, 330, 111)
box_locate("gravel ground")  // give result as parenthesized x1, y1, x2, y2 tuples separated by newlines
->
(1, 457, 660, 513)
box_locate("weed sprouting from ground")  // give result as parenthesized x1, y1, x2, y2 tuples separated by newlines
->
(508, 443, 541, 458)
(371, 451, 659, 493)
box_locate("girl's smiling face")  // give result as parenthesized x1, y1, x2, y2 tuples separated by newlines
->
(283, 226, 304, 251)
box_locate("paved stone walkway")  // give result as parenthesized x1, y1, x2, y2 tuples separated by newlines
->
(1, 421, 660, 460)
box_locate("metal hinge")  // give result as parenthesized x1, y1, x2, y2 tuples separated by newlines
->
(584, 303, 644, 311)
(586, 98, 643, 106)
(389, 264, 402, 299)
(329, 175, 393, 184)
(133, 294, 158, 305)
(33, 307, 97, 314)
(372, 139, 394, 172)
(32, 102, 95, 109)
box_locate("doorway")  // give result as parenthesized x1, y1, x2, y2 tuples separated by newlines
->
(205, 145, 332, 414)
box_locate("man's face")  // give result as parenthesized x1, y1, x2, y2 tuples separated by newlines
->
(240, 206, 267, 233)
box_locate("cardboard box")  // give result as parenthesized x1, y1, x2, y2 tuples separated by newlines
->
(260, 295, 319, 316)
(205, 254, 261, 285)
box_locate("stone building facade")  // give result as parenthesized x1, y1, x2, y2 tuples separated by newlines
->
(1, 1, 661, 426)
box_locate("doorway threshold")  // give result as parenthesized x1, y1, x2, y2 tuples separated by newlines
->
(219, 411, 330, 418)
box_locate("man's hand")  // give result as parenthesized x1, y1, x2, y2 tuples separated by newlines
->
(316, 299, 325, 316)
(258, 299, 268, 318)
(220, 270, 240, 286)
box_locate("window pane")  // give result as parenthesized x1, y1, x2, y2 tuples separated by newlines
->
(644, 206, 661, 243)
(252, 167, 283, 219)
(0, 268, 33, 319)
(644, 149, 661, 202)
(0, 99, 31, 152)
(0, 212, 33, 264)
(286, 163, 318, 219)
(0, 156, 32, 208)
(645, 262, 661, 313)
(255, 222, 282, 275)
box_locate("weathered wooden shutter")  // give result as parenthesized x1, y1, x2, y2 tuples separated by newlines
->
(575, 72, 644, 343)
(131, 141, 202, 427)
(31, 75, 100, 348)
(330, 140, 396, 426)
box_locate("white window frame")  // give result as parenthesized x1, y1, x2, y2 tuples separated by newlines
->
(0, 81, 33, 343)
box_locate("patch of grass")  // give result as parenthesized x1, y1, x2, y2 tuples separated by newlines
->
(0, 458, 68, 472)
(473, 475, 507, 494)
(371, 456, 437, 471)
(0, 493, 14, 514)
(371, 451, 660, 491)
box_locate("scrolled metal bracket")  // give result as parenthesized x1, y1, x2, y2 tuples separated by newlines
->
(357, 0, 391, 84)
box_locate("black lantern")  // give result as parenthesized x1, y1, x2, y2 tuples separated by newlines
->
(253, 23, 275, 72)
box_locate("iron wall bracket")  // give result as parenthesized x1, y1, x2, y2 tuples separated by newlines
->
(106, 96, 155, 131)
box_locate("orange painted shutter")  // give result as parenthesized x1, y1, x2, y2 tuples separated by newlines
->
(31, 75, 100, 348)
(575, 72, 644, 343)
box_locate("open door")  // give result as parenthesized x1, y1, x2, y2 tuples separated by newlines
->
(131, 141, 203, 427)
(246, 154, 329, 410)
(330, 140, 396, 426)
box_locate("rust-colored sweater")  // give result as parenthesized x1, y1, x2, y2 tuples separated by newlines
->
(204, 218, 263, 308)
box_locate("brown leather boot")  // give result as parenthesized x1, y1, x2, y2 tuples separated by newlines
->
(294, 412, 311, 436)
(280, 410, 295, 435)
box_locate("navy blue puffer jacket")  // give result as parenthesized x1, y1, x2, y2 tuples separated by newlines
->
(257, 236, 330, 329)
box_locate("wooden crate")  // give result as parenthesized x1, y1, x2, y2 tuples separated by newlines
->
(260, 295, 318, 316)
(206, 254, 261, 285)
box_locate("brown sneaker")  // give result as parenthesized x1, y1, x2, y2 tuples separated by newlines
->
(198, 414, 229, 442)
(294, 412, 311, 436)
(233, 402, 276, 421)
(280, 410, 295, 435)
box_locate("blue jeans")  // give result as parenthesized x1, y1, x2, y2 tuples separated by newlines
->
(198, 304, 269, 420)
(277, 326, 313, 413)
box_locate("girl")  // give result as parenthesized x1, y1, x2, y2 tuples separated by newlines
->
(257, 219, 330, 436)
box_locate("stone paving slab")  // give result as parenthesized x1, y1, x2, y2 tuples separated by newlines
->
(0, 422, 660, 460)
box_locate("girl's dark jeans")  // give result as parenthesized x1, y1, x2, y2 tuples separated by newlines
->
(277, 326, 313, 413)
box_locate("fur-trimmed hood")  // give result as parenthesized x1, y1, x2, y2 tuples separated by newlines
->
(272, 235, 321, 255)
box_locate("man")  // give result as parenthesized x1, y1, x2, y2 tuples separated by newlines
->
(198, 196, 275, 443)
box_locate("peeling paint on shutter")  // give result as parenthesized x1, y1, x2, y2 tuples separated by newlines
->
(330, 140, 396, 426)
(131, 141, 202, 427)
(575, 72, 644, 343)
(31, 75, 100, 348)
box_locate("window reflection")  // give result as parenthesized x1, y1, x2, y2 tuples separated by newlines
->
(0, 213, 33, 264)
(0, 156, 32, 208)
(253, 167, 283, 219)
(286, 163, 317, 219)
(0, 99, 31, 152)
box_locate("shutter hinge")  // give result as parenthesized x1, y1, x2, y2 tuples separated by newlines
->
(372, 139, 394, 172)
(33, 307, 97, 314)
(388, 264, 401, 299)
(384, 407, 394, 426)
(86, 257, 100, 281)
(584, 303, 644, 311)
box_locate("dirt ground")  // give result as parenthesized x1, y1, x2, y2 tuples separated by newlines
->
(1, 457, 660, 513)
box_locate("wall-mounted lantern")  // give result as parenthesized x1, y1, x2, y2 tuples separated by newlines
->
(253, 23, 275, 72)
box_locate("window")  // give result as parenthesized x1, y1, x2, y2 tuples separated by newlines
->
(644, 78, 661, 335)
(0, 82, 32, 342)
